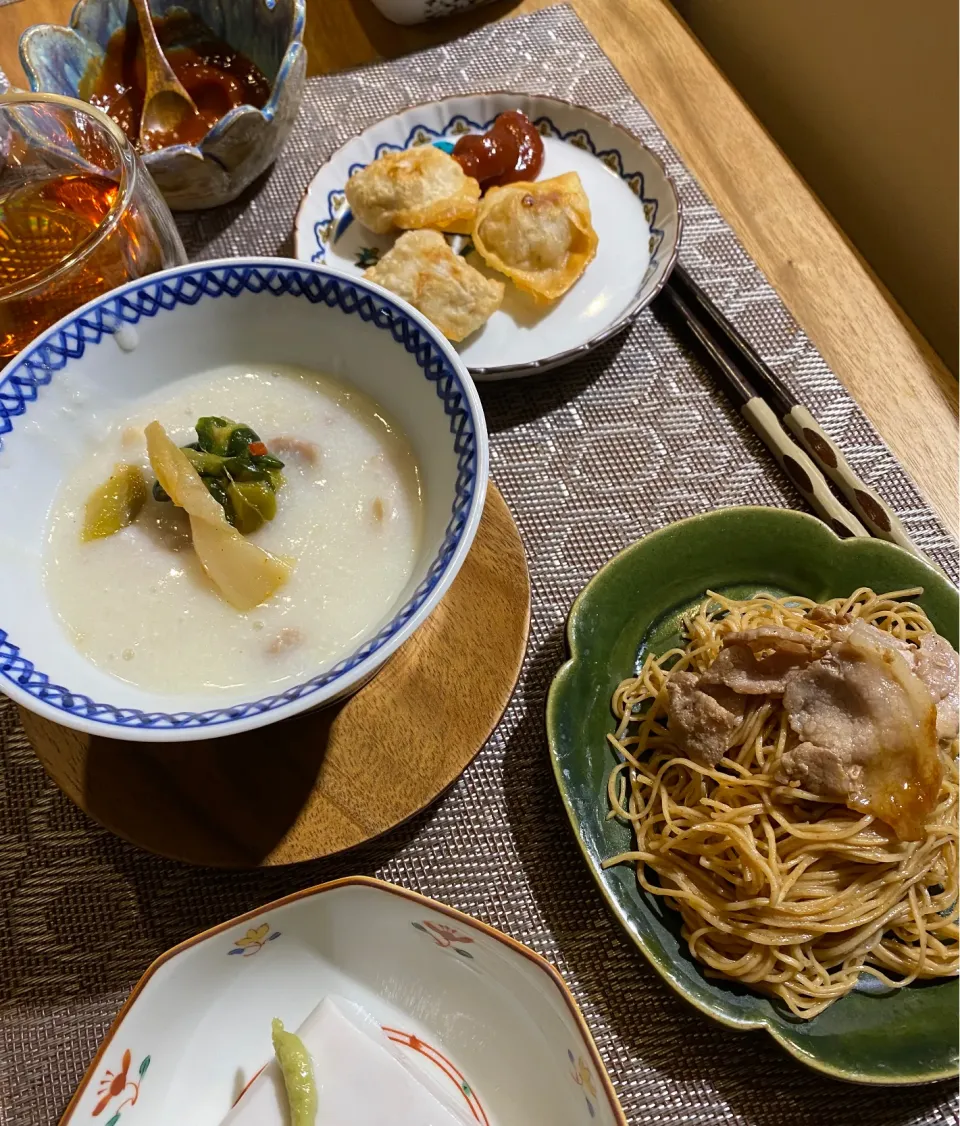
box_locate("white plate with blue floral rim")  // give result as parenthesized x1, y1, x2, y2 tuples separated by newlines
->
(294, 93, 682, 380)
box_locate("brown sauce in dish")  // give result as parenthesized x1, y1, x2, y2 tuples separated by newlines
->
(452, 110, 544, 190)
(82, 11, 270, 152)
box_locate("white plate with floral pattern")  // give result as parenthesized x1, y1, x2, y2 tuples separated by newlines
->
(61, 877, 625, 1125)
(294, 93, 681, 380)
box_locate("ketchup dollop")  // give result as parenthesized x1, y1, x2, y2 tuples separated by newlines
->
(452, 110, 545, 190)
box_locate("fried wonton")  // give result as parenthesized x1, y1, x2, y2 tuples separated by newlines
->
(345, 146, 481, 235)
(471, 172, 598, 303)
(365, 229, 504, 342)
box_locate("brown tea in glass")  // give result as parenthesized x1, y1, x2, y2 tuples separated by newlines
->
(0, 92, 185, 363)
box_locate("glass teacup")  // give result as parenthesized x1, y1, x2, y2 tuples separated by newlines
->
(0, 91, 186, 362)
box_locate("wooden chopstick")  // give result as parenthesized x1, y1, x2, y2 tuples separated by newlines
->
(668, 264, 922, 558)
(660, 281, 870, 541)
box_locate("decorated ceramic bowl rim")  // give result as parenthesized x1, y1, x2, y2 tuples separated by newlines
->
(58, 875, 628, 1125)
(0, 257, 488, 742)
(0, 90, 140, 300)
(546, 505, 959, 1085)
(18, 0, 307, 160)
(293, 91, 683, 379)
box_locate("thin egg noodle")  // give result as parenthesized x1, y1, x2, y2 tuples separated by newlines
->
(603, 588, 959, 1018)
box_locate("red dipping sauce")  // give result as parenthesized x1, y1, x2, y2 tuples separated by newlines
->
(452, 110, 544, 190)
(82, 11, 271, 152)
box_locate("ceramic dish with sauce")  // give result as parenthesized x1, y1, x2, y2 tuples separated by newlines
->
(294, 93, 681, 379)
(59, 877, 627, 1125)
(0, 258, 487, 741)
(19, 0, 306, 209)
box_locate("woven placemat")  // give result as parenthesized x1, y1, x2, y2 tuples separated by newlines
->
(1, 7, 957, 1125)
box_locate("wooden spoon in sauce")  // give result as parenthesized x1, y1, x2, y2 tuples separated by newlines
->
(130, 0, 198, 151)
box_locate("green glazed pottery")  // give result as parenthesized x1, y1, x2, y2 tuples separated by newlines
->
(546, 505, 959, 1084)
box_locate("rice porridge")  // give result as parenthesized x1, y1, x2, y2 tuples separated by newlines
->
(44, 363, 423, 695)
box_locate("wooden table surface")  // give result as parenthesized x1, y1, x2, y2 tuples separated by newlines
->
(2, 0, 957, 533)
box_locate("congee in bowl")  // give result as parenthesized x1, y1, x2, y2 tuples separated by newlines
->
(0, 259, 488, 740)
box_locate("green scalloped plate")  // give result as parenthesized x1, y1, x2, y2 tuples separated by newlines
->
(546, 506, 959, 1084)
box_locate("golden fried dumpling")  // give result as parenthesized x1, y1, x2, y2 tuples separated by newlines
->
(471, 172, 598, 303)
(365, 230, 504, 342)
(345, 146, 481, 235)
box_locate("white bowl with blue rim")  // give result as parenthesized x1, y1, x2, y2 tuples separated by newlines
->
(59, 876, 626, 1125)
(0, 258, 488, 742)
(294, 92, 682, 380)
(19, 0, 306, 211)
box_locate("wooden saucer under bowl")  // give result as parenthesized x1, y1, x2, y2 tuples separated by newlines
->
(23, 484, 529, 867)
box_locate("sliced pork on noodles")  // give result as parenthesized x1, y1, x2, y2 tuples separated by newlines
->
(664, 627, 822, 765)
(698, 625, 824, 695)
(915, 632, 960, 741)
(605, 587, 959, 1019)
(663, 616, 948, 840)
(779, 620, 942, 840)
(663, 671, 744, 766)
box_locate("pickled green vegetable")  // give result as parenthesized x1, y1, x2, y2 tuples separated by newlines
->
(82, 463, 147, 541)
(194, 416, 234, 456)
(227, 480, 277, 535)
(256, 452, 284, 471)
(181, 448, 249, 478)
(224, 424, 261, 458)
(195, 416, 261, 457)
(272, 1018, 317, 1126)
(152, 416, 285, 534)
(231, 462, 271, 484)
(205, 476, 231, 512)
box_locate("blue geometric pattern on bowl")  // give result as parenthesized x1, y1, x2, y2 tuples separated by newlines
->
(0, 263, 478, 731)
(310, 114, 667, 267)
(19, 0, 306, 210)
